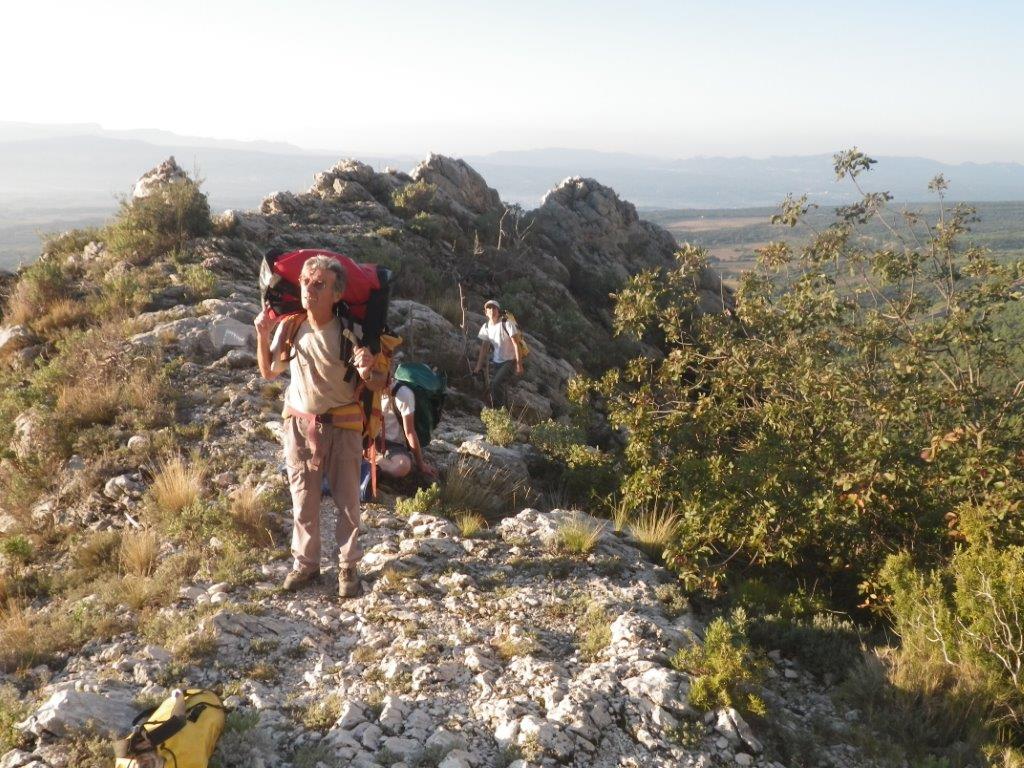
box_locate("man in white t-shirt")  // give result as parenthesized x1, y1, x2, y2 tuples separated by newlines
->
(378, 372, 436, 479)
(472, 299, 523, 408)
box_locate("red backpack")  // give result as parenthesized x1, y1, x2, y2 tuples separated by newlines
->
(259, 248, 392, 352)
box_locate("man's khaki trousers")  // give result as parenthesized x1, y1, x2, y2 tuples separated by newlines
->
(283, 417, 363, 575)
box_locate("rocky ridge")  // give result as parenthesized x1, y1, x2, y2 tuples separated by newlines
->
(2, 157, 870, 767)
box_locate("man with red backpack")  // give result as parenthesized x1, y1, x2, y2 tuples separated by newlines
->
(255, 255, 386, 598)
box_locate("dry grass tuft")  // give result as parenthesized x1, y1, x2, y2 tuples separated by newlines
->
(228, 483, 274, 546)
(148, 455, 205, 520)
(117, 575, 167, 610)
(492, 632, 540, 661)
(57, 383, 121, 427)
(554, 513, 605, 556)
(443, 458, 532, 523)
(376, 563, 421, 595)
(610, 496, 631, 534)
(629, 508, 680, 561)
(0, 600, 33, 671)
(454, 512, 487, 538)
(33, 298, 90, 335)
(73, 530, 122, 575)
(120, 528, 159, 577)
(2, 280, 49, 328)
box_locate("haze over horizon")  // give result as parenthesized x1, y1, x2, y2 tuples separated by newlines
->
(3, 0, 1022, 164)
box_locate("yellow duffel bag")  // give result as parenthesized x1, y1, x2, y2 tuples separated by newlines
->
(113, 688, 225, 768)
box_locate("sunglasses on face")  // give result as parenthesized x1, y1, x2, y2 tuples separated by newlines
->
(301, 277, 330, 291)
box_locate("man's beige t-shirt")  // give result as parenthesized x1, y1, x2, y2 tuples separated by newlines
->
(270, 317, 357, 414)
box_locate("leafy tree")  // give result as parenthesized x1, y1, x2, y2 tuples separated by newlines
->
(589, 150, 1024, 594)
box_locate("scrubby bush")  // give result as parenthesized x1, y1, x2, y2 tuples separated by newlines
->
(529, 418, 618, 507)
(2, 257, 74, 327)
(592, 152, 1024, 595)
(878, 547, 1024, 743)
(179, 263, 216, 299)
(390, 180, 437, 216)
(408, 212, 459, 244)
(481, 407, 518, 446)
(395, 459, 531, 524)
(0, 536, 32, 565)
(672, 608, 765, 716)
(529, 419, 586, 456)
(0, 684, 29, 754)
(396, 483, 443, 518)
(105, 179, 211, 265)
(588, 152, 1024, 756)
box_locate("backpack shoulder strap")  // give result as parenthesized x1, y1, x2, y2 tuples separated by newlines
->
(278, 314, 306, 363)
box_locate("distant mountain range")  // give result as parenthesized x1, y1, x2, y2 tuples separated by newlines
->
(3, 122, 1023, 212)
(2, 122, 1024, 267)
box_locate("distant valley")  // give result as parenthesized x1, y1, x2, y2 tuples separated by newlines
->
(3, 122, 1024, 269)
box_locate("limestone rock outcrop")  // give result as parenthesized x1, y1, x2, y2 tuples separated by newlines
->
(132, 156, 190, 199)
(411, 154, 503, 223)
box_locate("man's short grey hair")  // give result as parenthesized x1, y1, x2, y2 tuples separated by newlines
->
(301, 255, 347, 293)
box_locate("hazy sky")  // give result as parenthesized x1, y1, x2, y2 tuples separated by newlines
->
(3, 0, 1022, 162)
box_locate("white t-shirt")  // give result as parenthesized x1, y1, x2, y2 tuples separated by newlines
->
(478, 318, 518, 364)
(381, 384, 416, 445)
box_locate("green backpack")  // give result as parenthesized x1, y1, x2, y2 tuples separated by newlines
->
(392, 362, 446, 449)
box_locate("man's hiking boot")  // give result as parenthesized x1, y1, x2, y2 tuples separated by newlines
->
(338, 566, 363, 598)
(282, 568, 320, 591)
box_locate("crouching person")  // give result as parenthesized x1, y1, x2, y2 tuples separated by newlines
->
(254, 255, 386, 598)
(378, 373, 436, 481)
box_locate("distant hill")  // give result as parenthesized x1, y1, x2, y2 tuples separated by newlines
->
(2, 123, 1023, 266)
(466, 148, 1024, 208)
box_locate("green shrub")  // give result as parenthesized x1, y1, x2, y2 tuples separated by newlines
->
(90, 271, 154, 318)
(877, 547, 1024, 745)
(179, 263, 216, 300)
(297, 693, 343, 732)
(373, 225, 401, 241)
(672, 608, 765, 715)
(105, 179, 211, 265)
(529, 418, 617, 506)
(42, 228, 101, 259)
(727, 576, 863, 679)
(530, 419, 586, 456)
(408, 212, 461, 245)
(0, 684, 29, 754)
(562, 444, 618, 504)
(481, 407, 517, 446)
(577, 602, 612, 662)
(655, 582, 690, 618)
(391, 180, 437, 216)
(396, 483, 443, 518)
(0, 535, 32, 564)
(590, 153, 1024, 595)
